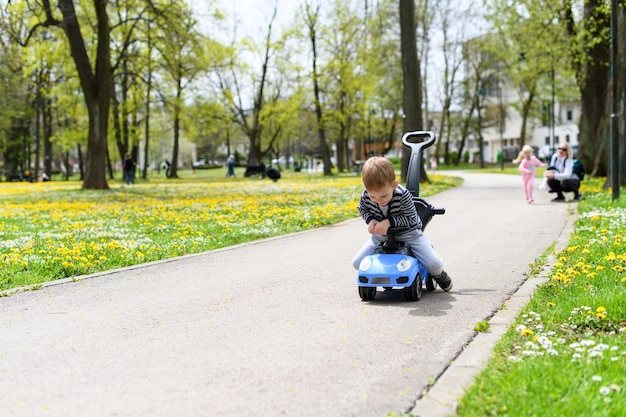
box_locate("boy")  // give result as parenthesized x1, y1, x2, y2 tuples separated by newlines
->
(351, 156, 452, 291)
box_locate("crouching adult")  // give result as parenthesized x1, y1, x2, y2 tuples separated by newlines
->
(545, 141, 581, 202)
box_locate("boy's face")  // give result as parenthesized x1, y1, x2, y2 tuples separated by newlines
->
(366, 181, 398, 206)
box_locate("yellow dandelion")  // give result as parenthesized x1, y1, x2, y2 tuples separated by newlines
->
(596, 306, 607, 314)
(547, 302, 556, 308)
(520, 328, 534, 337)
(596, 313, 606, 320)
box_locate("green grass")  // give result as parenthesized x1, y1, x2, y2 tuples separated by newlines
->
(455, 181, 626, 417)
(0, 170, 461, 292)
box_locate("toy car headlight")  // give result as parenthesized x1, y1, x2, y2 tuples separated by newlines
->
(397, 258, 412, 272)
(359, 257, 372, 271)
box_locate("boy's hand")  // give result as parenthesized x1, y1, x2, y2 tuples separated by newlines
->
(371, 219, 390, 235)
(367, 220, 379, 234)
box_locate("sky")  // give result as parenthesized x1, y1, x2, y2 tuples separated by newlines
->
(192, 0, 300, 40)
(190, 0, 486, 112)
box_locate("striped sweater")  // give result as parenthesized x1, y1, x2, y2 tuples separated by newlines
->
(357, 184, 421, 230)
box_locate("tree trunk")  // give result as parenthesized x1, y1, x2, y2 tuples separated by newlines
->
(168, 112, 180, 178)
(77, 143, 84, 180)
(564, 0, 610, 176)
(43, 98, 53, 176)
(57, 0, 111, 190)
(399, 0, 423, 182)
(305, 4, 332, 175)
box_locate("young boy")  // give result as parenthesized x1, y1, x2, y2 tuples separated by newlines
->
(351, 156, 453, 291)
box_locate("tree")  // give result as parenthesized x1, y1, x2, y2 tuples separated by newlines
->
(214, 4, 302, 169)
(399, 0, 423, 181)
(562, 0, 611, 177)
(430, 0, 472, 164)
(36, 0, 113, 189)
(303, 2, 333, 175)
(152, 2, 207, 178)
(0, 16, 31, 180)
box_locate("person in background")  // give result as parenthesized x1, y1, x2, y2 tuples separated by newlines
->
(545, 142, 581, 202)
(351, 156, 452, 292)
(512, 145, 545, 204)
(123, 153, 135, 185)
(226, 155, 236, 178)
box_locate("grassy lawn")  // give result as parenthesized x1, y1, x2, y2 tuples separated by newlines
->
(0, 169, 460, 292)
(455, 180, 626, 417)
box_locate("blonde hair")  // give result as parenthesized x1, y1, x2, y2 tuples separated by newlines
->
(512, 145, 533, 164)
(361, 156, 396, 190)
(558, 142, 573, 159)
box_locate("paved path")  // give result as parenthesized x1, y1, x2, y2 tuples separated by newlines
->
(0, 172, 576, 417)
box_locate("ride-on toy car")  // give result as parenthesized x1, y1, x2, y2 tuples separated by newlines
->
(356, 131, 445, 301)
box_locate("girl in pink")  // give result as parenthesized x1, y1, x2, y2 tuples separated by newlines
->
(513, 145, 545, 204)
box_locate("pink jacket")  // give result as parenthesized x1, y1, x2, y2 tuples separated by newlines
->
(519, 156, 544, 174)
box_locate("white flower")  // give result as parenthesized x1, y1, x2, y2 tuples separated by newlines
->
(600, 387, 611, 395)
(592, 375, 603, 382)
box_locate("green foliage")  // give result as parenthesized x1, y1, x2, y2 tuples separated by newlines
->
(474, 320, 491, 332)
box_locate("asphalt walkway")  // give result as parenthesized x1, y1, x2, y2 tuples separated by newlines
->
(0, 171, 576, 417)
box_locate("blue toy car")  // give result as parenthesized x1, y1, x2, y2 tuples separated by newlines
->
(356, 131, 445, 301)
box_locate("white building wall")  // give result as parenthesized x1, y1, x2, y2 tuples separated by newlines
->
(529, 100, 580, 160)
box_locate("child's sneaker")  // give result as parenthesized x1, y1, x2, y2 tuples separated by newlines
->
(433, 271, 453, 292)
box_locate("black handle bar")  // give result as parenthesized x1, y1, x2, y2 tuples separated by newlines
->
(401, 131, 436, 198)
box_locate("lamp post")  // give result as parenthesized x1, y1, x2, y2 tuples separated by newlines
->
(498, 75, 504, 170)
(550, 66, 556, 156)
(610, 0, 620, 199)
(477, 85, 485, 168)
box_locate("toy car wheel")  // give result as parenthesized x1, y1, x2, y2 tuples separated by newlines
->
(426, 276, 436, 292)
(404, 274, 422, 301)
(359, 286, 377, 301)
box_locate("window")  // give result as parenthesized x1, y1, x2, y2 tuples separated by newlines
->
(567, 110, 573, 121)
(545, 137, 550, 145)
(566, 135, 570, 143)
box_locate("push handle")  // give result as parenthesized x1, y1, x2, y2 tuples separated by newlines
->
(401, 131, 437, 198)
